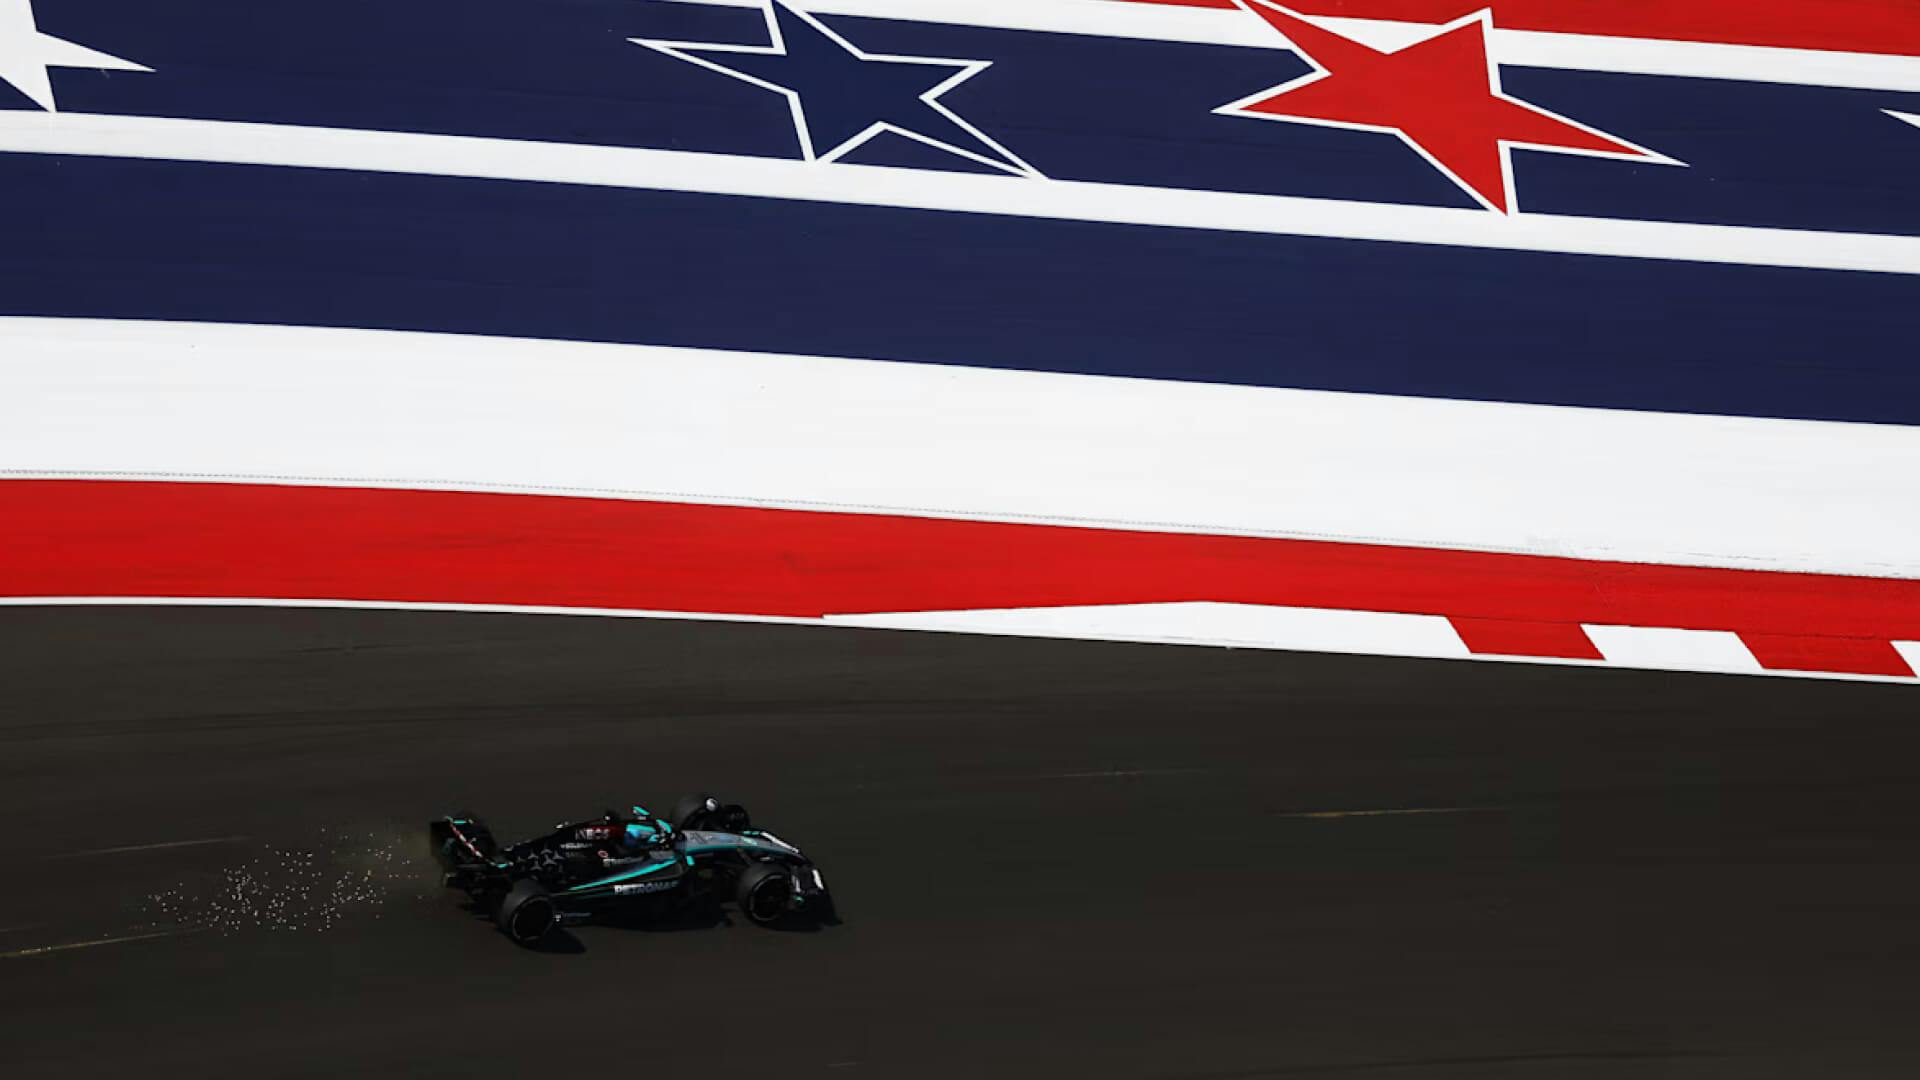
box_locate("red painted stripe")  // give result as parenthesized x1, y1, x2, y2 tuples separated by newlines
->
(1450, 618, 1602, 660)
(1114, 0, 1920, 59)
(1740, 634, 1915, 678)
(2, 481, 1917, 674)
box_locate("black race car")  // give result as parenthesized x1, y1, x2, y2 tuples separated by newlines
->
(430, 794, 832, 945)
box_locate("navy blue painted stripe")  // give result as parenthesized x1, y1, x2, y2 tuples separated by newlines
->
(23, 0, 1920, 236)
(1, 155, 1913, 425)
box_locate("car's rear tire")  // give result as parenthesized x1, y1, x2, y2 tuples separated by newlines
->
(735, 862, 792, 927)
(496, 880, 556, 945)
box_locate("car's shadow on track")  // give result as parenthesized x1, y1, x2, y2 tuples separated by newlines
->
(593, 898, 842, 937)
(595, 903, 729, 934)
(525, 928, 587, 954)
(451, 896, 839, 954)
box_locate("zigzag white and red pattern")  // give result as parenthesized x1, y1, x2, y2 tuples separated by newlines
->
(6, 481, 1916, 681)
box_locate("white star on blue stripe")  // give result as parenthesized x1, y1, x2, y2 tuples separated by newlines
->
(0, 0, 147, 112)
(632, 0, 1040, 177)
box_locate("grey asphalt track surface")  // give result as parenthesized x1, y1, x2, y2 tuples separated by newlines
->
(1, 607, 1917, 1078)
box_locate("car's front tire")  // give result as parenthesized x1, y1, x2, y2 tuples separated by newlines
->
(735, 862, 792, 927)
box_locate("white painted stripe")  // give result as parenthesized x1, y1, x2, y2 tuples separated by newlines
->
(0, 930, 200, 960)
(825, 602, 1920, 682)
(1044, 768, 1208, 780)
(1274, 806, 1496, 819)
(1891, 110, 1920, 133)
(830, 602, 1474, 658)
(1496, 26, 1920, 92)
(0, 113, 1912, 276)
(1584, 625, 1764, 675)
(0, 595, 1911, 684)
(0, 595, 829, 626)
(672, 0, 1920, 93)
(44, 836, 248, 859)
(5, 318, 1920, 578)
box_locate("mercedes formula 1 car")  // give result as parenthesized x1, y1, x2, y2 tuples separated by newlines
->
(430, 794, 832, 945)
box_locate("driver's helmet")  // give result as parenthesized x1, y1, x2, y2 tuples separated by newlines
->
(621, 818, 668, 851)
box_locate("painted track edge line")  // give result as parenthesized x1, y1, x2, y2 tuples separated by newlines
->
(0, 596, 1909, 685)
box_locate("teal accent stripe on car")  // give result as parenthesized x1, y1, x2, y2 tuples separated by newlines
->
(565, 859, 678, 893)
(681, 841, 777, 856)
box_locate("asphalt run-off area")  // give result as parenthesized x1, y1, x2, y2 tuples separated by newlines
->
(2, 606, 1916, 1078)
